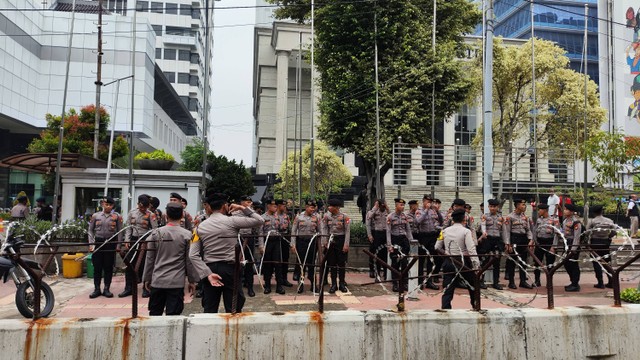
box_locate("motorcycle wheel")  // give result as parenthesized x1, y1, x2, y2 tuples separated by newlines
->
(15, 281, 55, 318)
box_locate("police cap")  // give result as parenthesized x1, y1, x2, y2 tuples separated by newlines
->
(394, 198, 406, 204)
(408, 200, 418, 205)
(103, 196, 115, 205)
(488, 199, 500, 206)
(537, 204, 549, 210)
(453, 198, 466, 206)
(169, 192, 183, 201)
(327, 198, 343, 207)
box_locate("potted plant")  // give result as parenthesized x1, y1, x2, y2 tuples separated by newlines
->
(135, 149, 175, 170)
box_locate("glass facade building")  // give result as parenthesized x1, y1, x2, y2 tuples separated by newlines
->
(486, 0, 599, 84)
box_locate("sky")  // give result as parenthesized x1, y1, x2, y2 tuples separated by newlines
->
(209, 0, 257, 166)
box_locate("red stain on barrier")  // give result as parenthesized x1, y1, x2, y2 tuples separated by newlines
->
(309, 312, 324, 359)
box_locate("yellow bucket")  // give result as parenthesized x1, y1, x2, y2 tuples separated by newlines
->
(61, 253, 84, 278)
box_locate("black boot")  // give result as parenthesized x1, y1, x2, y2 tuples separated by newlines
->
(492, 283, 504, 290)
(508, 282, 517, 289)
(519, 281, 533, 289)
(264, 285, 272, 294)
(329, 284, 337, 294)
(276, 285, 286, 294)
(142, 288, 150, 298)
(247, 287, 255, 297)
(425, 281, 439, 290)
(338, 283, 348, 293)
(297, 284, 304, 294)
(102, 286, 113, 298)
(392, 282, 399, 293)
(89, 288, 101, 299)
(118, 288, 132, 298)
(565, 284, 581, 292)
(369, 270, 375, 278)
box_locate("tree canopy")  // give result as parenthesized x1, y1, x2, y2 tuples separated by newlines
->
(270, 0, 481, 203)
(28, 105, 128, 160)
(275, 141, 353, 202)
(179, 138, 255, 201)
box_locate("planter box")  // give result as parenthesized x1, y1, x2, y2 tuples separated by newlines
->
(137, 159, 174, 170)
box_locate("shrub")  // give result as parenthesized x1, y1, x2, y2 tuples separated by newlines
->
(621, 287, 640, 304)
(350, 221, 368, 245)
(135, 149, 175, 162)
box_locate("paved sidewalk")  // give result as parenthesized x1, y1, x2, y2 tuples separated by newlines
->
(1, 269, 639, 319)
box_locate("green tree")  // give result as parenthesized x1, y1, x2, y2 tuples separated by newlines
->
(179, 139, 256, 201)
(275, 141, 353, 202)
(474, 38, 607, 198)
(271, 0, 481, 205)
(28, 105, 128, 160)
(584, 130, 629, 187)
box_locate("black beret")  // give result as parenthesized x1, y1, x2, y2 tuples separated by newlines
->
(434, 198, 442, 204)
(408, 200, 418, 205)
(103, 196, 115, 205)
(590, 205, 603, 214)
(488, 199, 500, 206)
(166, 202, 182, 210)
(479, 203, 484, 207)
(377, 198, 386, 205)
(423, 195, 433, 201)
(17, 195, 28, 201)
(565, 204, 578, 212)
(264, 198, 277, 205)
(537, 204, 549, 210)
(513, 198, 527, 205)
(36, 197, 46, 203)
(169, 192, 183, 201)
(453, 199, 466, 206)
(138, 195, 150, 205)
(239, 195, 252, 202)
(150, 197, 160, 208)
(305, 199, 317, 207)
(328, 198, 343, 207)
(275, 199, 285, 205)
(451, 208, 466, 222)
(394, 198, 406, 204)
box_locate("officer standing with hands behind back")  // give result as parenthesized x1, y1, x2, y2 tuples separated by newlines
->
(322, 198, 350, 294)
(386, 198, 413, 293)
(88, 197, 123, 299)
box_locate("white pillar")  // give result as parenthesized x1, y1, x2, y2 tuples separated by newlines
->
(274, 50, 290, 173)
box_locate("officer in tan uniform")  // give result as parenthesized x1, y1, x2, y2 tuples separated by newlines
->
(503, 198, 534, 289)
(276, 199, 294, 287)
(415, 195, 441, 290)
(291, 200, 321, 293)
(143, 202, 200, 315)
(387, 198, 413, 293)
(532, 204, 559, 287)
(366, 199, 389, 281)
(478, 199, 505, 290)
(587, 205, 616, 289)
(168, 192, 193, 231)
(562, 204, 582, 292)
(322, 198, 350, 294)
(88, 197, 123, 298)
(120, 194, 158, 298)
(258, 198, 285, 295)
(231, 195, 259, 297)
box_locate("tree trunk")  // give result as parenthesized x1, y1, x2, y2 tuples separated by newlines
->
(363, 159, 392, 210)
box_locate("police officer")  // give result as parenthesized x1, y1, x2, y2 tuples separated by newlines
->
(562, 204, 582, 292)
(143, 202, 199, 315)
(276, 199, 294, 287)
(503, 198, 534, 289)
(443, 199, 475, 236)
(366, 199, 389, 281)
(149, 197, 165, 227)
(387, 198, 413, 293)
(478, 199, 505, 290)
(168, 193, 193, 231)
(258, 199, 285, 295)
(291, 200, 321, 293)
(189, 193, 264, 313)
(119, 194, 158, 298)
(415, 195, 440, 290)
(532, 204, 559, 287)
(232, 195, 259, 297)
(436, 208, 480, 309)
(88, 197, 123, 298)
(587, 205, 616, 289)
(322, 198, 350, 294)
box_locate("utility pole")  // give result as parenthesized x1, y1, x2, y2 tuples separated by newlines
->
(93, 0, 104, 159)
(201, 0, 213, 204)
(128, 5, 138, 213)
(482, 0, 494, 211)
(583, 4, 589, 224)
(310, 0, 316, 199)
(531, 0, 539, 204)
(374, 5, 382, 201)
(430, 0, 436, 199)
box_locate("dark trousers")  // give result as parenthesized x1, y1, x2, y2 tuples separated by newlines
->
(296, 236, 317, 284)
(280, 234, 291, 280)
(92, 240, 116, 289)
(390, 235, 410, 287)
(533, 237, 555, 282)
(326, 236, 347, 284)
(418, 232, 439, 285)
(243, 237, 255, 289)
(202, 262, 245, 313)
(123, 236, 146, 290)
(369, 230, 387, 274)
(505, 234, 529, 284)
(149, 287, 185, 315)
(263, 237, 283, 286)
(441, 258, 475, 309)
(563, 249, 581, 286)
(478, 236, 504, 284)
(590, 238, 612, 284)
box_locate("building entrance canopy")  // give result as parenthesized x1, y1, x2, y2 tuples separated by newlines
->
(0, 153, 108, 174)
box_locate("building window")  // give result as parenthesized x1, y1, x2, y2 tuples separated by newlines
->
(190, 53, 199, 64)
(165, 3, 178, 14)
(165, 26, 194, 37)
(164, 49, 176, 60)
(150, 2, 163, 13)
(155, 48, 162, 59)
(164, 72, 175, 83)
(178, 50, 190, 61)
(136, 1, 148, 11)
(189, 75, 199, 87)
(177, 73, 190, 84)
(188, 98, 198, 112)
(180, 4, 191, 16)
(192, 7, 200, 20)
(152, 25, 162, 36)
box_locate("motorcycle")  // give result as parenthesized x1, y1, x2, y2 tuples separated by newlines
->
(0, 232, 55, 318)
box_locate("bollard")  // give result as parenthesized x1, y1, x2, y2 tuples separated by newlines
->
(232, 244, 241, 314)
(406, 240, 420, 300)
